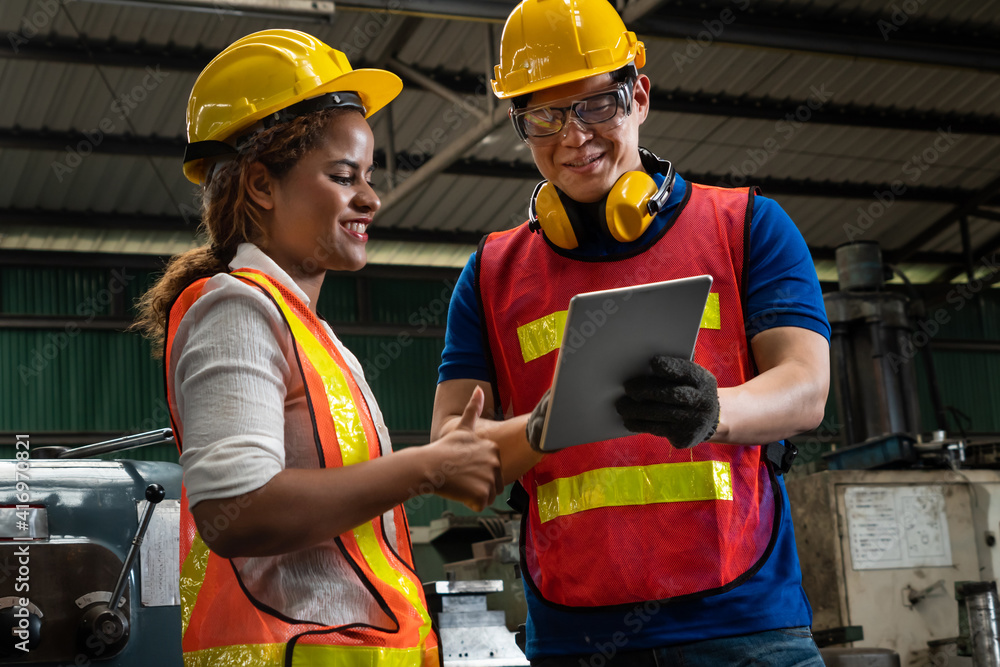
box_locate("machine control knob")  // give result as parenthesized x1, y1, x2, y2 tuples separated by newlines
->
(78, 605, 129, 658)
(0, 605, 41, 656)
(146, 483, 165, 504)
(76, 482, 165, 659)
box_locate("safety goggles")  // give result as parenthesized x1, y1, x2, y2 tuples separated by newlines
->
(510, 79, 635, 145)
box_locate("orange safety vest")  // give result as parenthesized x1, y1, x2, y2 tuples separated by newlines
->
(165, 268, 439, 666)
(477, 183, 780, 610)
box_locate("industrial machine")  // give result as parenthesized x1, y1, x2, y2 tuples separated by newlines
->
(0, 430, 182, 665)
(793, 243, 1000, 665)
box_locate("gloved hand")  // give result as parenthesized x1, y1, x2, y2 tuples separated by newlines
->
(525, 388, 552, 453)
(614, 355, 720, 449)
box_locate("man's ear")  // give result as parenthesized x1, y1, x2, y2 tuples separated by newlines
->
(245, 162, 275, 210)
(633, 74, 651, 125)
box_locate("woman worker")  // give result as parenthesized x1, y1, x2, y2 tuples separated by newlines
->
(134, 29, 502, 666)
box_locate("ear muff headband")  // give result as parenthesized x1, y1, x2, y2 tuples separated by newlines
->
(527, 148, 675, 249)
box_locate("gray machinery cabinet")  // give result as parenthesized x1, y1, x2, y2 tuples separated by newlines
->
(0, 459, 183, 665)
(787, 470, 1000, 666)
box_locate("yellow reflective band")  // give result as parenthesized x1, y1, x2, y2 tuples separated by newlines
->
(179, 532, 211, 639)
(233, 271, 432, 647)
(517, 310, 567, 362)
(184, 643, 285, 667)
(535, 461, 734, 524)
(700, 292, 721, 330)
(293, 643, 425, 666)
(184, 643, 425, 667)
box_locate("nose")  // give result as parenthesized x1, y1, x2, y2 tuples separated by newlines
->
(560, 115, 593, 146)
(356, 179, 381, 214)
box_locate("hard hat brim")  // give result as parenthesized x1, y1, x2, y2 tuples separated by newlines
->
(183, 68, 402, 184)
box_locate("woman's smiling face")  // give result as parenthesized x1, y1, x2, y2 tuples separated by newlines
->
(258, 111, 380, 277)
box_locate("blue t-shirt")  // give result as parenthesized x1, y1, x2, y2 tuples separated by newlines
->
(438, 173, 831, 658)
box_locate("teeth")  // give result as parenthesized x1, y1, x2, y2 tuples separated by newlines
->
(567, 155, 599, 167)
(344, 222, 367, 234)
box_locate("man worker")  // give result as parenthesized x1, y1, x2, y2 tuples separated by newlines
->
(431, 1, 831, 664)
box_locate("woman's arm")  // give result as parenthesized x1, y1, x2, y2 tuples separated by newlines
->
(193, 387, 502, 558)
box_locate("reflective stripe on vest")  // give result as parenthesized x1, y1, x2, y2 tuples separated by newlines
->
(167, 269, 436, 665)
(231, 270, 433, 644)
(183, 642, 427, 667)
(536, 461, 734, 523)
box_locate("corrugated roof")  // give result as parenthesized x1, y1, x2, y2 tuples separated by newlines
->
(0, 0, 998, 282)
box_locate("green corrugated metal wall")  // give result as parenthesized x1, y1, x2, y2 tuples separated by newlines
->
(6, 266, 1000, 502)
(0, 265, 470, 521)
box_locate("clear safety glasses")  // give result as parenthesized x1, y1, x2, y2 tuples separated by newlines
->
(511, 79, 635, 146)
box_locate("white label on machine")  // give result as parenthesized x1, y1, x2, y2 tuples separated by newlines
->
(138, 499, 181, 606)
(845, 485, 952, 570)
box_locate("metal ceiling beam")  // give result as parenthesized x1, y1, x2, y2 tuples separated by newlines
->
(890, 174, 1000, 268)
(0, 207, 485, 243)
(809, 246, 961, 266)
(933, 225, 1000, 284)
(5, 29, 1000, 136)
(339, 1, 1000, 72)
(647, 89, 1000, 137)
(0, 126, 991, 206)
(1, 7, 996, 75)
(360, 15, 423, 65)
(0, 127, 184, 156)
(0, 248, 170, 270)
(376, 105, 510, 215)
(77, 0, 334, 20)
(389, 57, 486, 121)
(0, 36, 209, 71)
(972, 209, 1000, 223)
(336, 0, 516, 21)
(621, 0, 669, 24)
(633, 7, 1000, 73)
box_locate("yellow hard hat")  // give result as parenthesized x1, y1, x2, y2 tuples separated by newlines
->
(491, 0, 645, 100)
(183, 29, 402, 184)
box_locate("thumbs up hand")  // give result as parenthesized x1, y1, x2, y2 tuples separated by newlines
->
(422, 386, 503, 512)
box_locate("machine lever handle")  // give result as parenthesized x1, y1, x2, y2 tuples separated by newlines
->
(108, 484, 165, 612)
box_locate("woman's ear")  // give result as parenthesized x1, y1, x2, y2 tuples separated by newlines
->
(245, 162, 275, 210)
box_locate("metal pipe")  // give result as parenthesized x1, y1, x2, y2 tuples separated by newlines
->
(388, 57, 486, 121)
(964, 582, 1000, 667)
(58, 429, 173, 459)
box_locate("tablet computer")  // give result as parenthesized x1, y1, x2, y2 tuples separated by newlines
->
(538, 274, 713, 452)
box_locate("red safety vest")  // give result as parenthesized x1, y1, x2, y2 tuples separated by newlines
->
(166, 268, 439, 666)
(478, 183, 780, 609)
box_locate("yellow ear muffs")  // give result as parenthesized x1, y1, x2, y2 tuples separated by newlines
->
(532, 181, 581, 250)
(527, 148, 675, 250)
(606, 171, 659, 243)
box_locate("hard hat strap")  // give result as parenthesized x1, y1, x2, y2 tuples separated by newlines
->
(259, 91, 366, 132)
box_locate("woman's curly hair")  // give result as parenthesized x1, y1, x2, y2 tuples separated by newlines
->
(132, 108, 353, 357)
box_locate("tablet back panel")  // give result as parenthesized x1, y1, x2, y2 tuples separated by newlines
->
(539, 274, 713, 452)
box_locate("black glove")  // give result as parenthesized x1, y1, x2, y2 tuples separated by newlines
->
(525, 388, 551, 453)
(614, 355, 720, 449)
